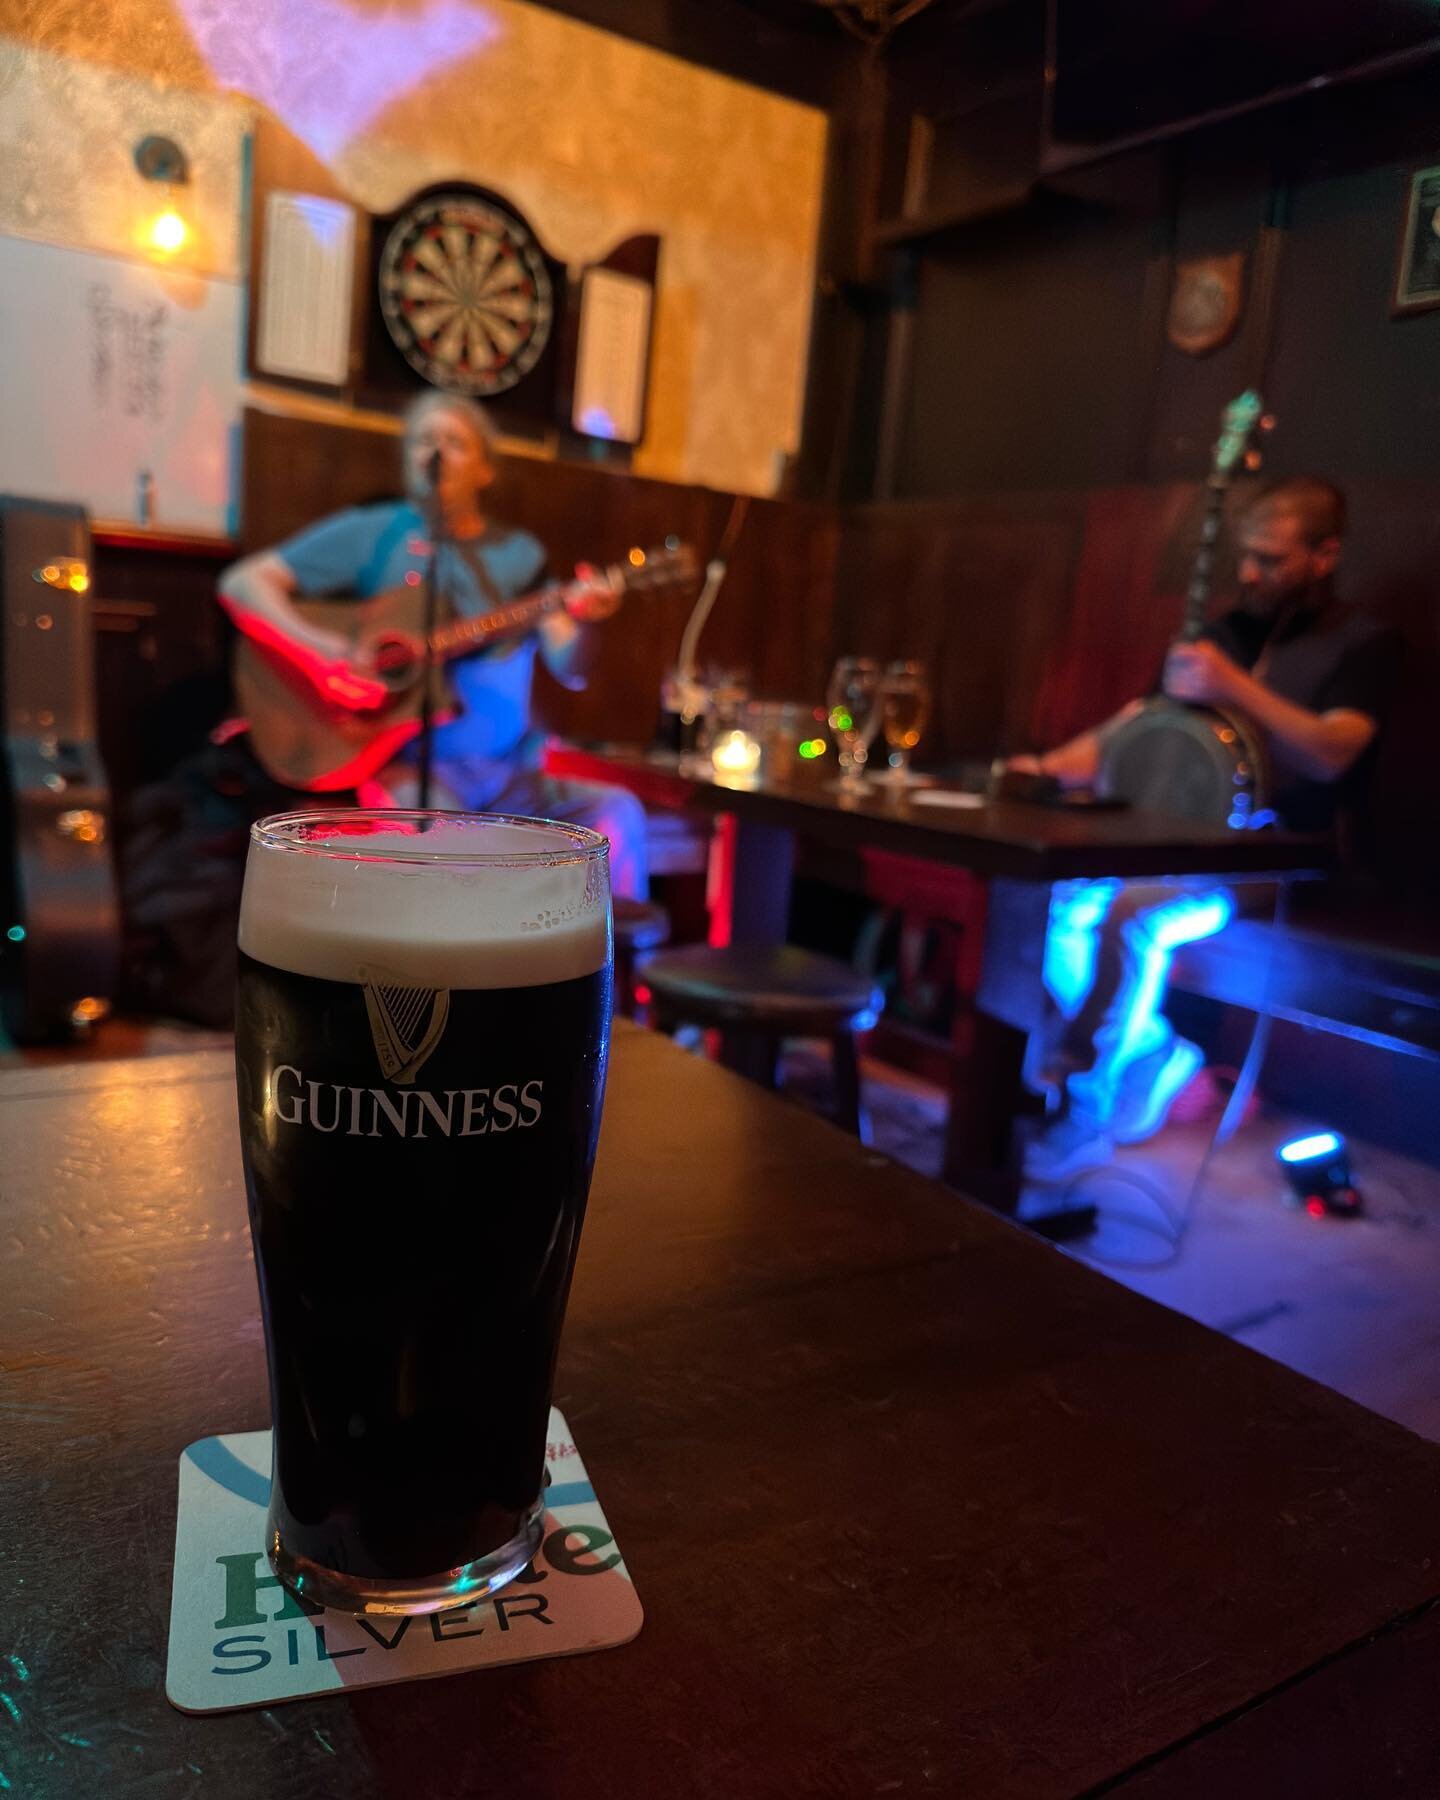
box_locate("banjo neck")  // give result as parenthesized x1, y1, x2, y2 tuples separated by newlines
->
(1180, 387, 1266, 645)
(1182, 473, 1229, 643)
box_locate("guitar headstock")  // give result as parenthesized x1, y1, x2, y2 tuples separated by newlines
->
(1212, 389, 1267, 483)
(611, 539, 699, 597)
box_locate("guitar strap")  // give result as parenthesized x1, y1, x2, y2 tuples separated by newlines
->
(449, 533, 549, 658)
(458, 534, 507, 612)
(358, 508, 511, 626)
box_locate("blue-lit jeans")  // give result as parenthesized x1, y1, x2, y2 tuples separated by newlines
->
(1040, 879, 1238, 1134)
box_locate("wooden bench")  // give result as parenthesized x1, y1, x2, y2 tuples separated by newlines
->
(1171, 898, 1440, 1063)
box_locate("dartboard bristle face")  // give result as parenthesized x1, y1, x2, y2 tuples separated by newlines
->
(378, 193, 553, 398)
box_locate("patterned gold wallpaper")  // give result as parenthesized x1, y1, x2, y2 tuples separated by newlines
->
(0, 0, 827, 495)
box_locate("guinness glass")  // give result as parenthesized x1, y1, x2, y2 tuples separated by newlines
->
(235, 810, 612, 1616)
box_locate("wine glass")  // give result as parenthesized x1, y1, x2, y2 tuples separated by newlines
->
(826, 656, 881, 787)
(879, 660, 931, 783)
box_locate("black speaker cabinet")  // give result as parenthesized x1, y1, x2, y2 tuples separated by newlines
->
(0, 497, 120, 1041)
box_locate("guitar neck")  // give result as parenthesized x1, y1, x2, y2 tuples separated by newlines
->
(427, 585, 568, 664)
(1183, 473, 1229, 643)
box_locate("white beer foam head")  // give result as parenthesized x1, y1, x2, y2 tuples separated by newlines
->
(239, 813, 611, 989)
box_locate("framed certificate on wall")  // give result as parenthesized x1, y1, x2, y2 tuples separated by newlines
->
(1393, 164, 1440, 317)
(569, 236, 659, 447)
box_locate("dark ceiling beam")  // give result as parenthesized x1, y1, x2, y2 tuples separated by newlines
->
(520, 0, 851, 109)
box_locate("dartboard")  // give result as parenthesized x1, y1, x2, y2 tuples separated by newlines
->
(377, 193, 553, 397)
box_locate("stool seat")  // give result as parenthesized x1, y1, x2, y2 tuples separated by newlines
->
(642, 945, 882, 1035)
(612, 898, 672, 955)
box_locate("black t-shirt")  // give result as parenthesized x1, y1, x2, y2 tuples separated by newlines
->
(1197, 594, 1399, 833)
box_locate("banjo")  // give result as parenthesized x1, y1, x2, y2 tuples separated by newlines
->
(1099, 391, 1272, 830)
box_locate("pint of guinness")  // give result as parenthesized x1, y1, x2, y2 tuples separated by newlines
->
(235, 810, 612, 1616)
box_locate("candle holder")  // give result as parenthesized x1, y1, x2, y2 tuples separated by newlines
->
(710, 729, 763, 779)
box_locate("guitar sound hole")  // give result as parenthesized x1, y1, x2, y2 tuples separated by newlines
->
(371, 633, 419, 691)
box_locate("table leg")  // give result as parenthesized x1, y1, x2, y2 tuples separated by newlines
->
(942, 877, 1052, 1213)
(943, 1012, 1029, 1212)
(708, 814, 797, 948)
(704, 813, 799, 1078)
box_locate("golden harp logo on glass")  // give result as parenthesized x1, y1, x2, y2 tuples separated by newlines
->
(363, 978, 450, 1086)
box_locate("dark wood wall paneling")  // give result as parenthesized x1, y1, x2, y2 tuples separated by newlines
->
(878, 52, 1440, 497)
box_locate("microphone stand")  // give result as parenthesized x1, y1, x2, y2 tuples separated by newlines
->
(416, 449, 442, 812)
(670, 495, 749, 749)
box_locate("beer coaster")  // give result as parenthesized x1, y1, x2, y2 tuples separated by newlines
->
(165, 1409, 642, 1714)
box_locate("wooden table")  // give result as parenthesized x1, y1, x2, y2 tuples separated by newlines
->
(5, 1035, 1440, 1798)
(549, 745, 1327, 1197)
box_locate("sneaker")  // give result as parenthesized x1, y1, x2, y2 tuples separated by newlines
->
(1112, 1037, 1204, 1145)
(1024, 1112, 1115, 1185)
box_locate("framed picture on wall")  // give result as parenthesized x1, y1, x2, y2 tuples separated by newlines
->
(1393, 164, 1440, 316)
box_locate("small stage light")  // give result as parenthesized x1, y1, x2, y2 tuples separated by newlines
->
(1277, 1130, 1362, 1219)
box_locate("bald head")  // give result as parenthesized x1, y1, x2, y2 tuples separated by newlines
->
(1240, 476, 1346, 548)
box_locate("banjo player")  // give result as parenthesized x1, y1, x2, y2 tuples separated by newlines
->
(1009, 476, 1399, 1180)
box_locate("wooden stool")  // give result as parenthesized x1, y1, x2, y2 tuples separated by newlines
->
(641, 944, 883, 1139)
(612, 898, 671, 1017)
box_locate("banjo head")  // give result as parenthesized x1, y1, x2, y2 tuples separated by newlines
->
(1099, 701, 1266, 829)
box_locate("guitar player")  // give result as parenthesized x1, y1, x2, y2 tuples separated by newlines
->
(1008, 477, 1398, 1180)
(216, 390, 650, 899)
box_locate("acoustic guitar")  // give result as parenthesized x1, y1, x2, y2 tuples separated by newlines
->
(235, 540, 695, 791)
(1098, 391, 1273, 829)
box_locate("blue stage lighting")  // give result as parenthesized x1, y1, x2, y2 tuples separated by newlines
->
(1276, 1130, 1360, 1218)
(1278, 1131, 1343, 1163)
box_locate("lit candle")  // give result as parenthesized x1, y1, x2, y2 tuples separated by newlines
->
(710, 729, 762, 777)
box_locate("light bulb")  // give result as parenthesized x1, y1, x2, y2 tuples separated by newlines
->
(148, 208, 187, 254)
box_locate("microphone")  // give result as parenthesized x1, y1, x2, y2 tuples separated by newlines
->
(426, 448, 442, 493)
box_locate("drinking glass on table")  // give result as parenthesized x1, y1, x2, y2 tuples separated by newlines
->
(879, 660, 931, 783)
(234, 809, 612, 1617)
(826, 656, 881, 787)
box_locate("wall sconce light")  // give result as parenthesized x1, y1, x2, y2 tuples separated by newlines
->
(134, 134, 190, 256)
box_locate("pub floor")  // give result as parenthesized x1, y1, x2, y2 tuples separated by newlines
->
(781, 1044, 1440, 1446)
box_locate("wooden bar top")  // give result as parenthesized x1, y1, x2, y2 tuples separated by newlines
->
(547, 744, 1328, 882)
(3, 1031, 1437, 1797)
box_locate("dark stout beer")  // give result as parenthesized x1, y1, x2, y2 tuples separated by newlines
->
(235, 812, 611, 1615)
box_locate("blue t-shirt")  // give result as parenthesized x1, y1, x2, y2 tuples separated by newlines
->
(277, 502, 551, 791)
